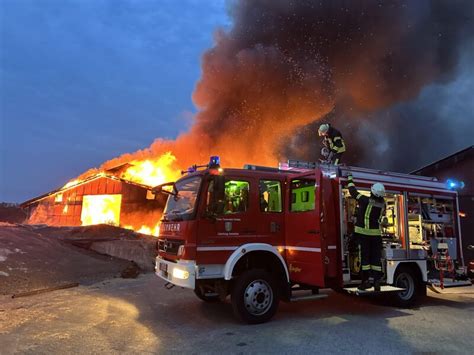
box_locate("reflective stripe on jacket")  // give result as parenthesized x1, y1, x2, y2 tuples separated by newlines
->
(348, 176, 385, 236)
(326, 126, 346, 154)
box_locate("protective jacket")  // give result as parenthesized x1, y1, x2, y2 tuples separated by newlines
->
(348, 175, 385, 236)
(324, 126, 346, 154)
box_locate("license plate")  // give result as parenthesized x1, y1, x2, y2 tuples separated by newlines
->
(159, 262, 168, 273)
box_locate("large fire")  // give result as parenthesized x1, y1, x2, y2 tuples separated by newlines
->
(81, 194, 122, 226)
(58, 151, 181, 236)
(121, 152, 181, 187)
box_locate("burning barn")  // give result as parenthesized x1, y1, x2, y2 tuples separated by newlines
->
(21, 164, 167, 235)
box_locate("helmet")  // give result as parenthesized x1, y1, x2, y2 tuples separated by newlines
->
(371, 183, 386, 198)
(318, 123, 329, 136)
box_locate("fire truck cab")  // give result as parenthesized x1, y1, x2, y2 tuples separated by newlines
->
(155, 158, 470, 324)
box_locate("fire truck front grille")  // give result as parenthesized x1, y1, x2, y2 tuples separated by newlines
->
(158, 239, 184, 255)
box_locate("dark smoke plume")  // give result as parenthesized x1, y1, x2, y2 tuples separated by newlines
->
(94, 0, 474, 176)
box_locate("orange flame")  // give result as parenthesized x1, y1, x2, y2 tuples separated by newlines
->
(123, 223, 160, 237)
(54, 151, 180, 235)
(81, 194, 122, 226)
(121, 152, 181, 187)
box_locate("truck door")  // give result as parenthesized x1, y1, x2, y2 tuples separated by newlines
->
(285, 171, 325, 287)
(196, 175, 256, 265)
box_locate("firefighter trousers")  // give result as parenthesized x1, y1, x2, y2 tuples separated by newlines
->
(357, 233, 382, 281)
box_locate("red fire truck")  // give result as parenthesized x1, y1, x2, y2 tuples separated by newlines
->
(154, 157, 471, 323)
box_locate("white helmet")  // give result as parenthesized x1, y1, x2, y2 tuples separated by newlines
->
(371, 183, 386, 197)
(318, 123, 329, 136)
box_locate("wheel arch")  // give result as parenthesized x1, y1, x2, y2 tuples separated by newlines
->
(387, 260, 427, 285)
(223, 243, 289, 282)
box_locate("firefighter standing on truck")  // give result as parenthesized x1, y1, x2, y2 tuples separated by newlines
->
(347, 173, 386, 291)
(318, 123, 346, 165)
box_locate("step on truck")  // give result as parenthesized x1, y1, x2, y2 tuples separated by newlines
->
(154, 156, 471, 324)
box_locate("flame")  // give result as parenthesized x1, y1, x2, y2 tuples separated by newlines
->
(137, 223, 161, 237)
(121, 152, 181, 187)
(55, 152, 177, 235)
(81, 194, 122, 226)
(123, 223, 161, 237)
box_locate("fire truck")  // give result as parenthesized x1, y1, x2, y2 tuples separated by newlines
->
(154, 157, 471, 324)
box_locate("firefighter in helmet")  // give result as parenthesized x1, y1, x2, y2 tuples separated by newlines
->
(318, 123, 346, 165)
(347, 173, 386, 291)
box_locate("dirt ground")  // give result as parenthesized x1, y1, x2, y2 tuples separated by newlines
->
(0, 225, 156, 295)
(0, 274, 473, 354)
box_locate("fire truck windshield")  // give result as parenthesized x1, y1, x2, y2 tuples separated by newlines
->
(163, 176, 202, 221)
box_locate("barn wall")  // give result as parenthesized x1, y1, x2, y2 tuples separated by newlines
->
(119, 183, 166, 228)
(26, 177, 164, 228)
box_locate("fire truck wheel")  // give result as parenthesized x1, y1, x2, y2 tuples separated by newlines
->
(194, 287, 220, 303)
(392, 265, 424, 307)
(231, 269, 279, 324)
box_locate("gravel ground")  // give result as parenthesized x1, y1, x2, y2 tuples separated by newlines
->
(1, 274, 473, 354)
(0, 225, 136, 295)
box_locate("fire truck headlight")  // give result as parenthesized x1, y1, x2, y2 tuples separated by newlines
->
(172, 268, 189, 280)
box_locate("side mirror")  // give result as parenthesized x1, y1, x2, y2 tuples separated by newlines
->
(152, 182, 178, 199)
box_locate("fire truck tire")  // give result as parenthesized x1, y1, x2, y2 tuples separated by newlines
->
(194, 288, 220, 303)
(231, 269, 279, 324)
(391, 265, 425, 307)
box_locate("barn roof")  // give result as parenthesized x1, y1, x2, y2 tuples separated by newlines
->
(21, 173, 153, 207)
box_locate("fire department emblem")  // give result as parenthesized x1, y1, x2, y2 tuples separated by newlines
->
(224, 222, 232, 232)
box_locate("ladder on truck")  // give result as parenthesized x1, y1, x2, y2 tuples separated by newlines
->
(281, 160, 447, 190)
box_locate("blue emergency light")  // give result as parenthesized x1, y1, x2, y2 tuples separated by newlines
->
(446, 179, 465, 190)
(209, 156, 220, 168)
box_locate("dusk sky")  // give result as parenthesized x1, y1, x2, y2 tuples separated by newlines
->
(1, 0, 229, 202)
(1, 0, 473, 203)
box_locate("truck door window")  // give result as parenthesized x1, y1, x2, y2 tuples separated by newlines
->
(290, 178, 315, 212)
(223, 180, 250, 214)
(259, 180, 282, 212)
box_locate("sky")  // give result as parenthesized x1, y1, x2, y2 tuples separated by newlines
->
(1, 0, 473, 203)
(0, 0, 229, 202)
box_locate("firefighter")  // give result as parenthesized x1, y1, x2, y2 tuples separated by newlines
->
(318, 123, 346, 165)
(347, 173, 386, 291)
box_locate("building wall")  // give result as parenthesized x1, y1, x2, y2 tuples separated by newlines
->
(26, 177, 164, 228)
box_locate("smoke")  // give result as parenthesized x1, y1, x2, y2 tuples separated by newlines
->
(90, 0, 473, 176)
